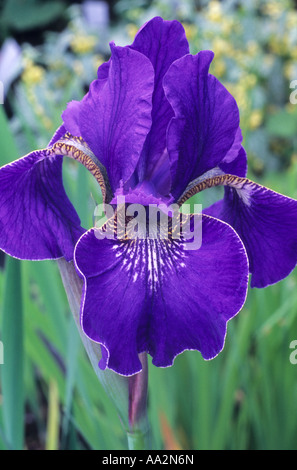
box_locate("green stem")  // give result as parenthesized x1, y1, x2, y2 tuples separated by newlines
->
(127, 352, 151, 450)
(1, 257, 24, 450)
(57, 258, 151, 450)
(127, 428, 151, 451)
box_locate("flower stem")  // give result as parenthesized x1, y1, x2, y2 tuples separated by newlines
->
(56, 258, 151, 450)
(127, 428, 151, 451)
(127, 352, 151, 450)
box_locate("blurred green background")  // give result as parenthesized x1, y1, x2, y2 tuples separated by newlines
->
(1, 0, 297, 450)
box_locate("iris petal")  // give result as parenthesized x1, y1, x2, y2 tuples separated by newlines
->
(0, 131, 113, 261)
(62, 100, 82, 137)
(178, 173, 297, 288)
(219, 146, 247, 178)
(219, 128, 247, 178)
(74, 215, 248, 376)
(51, 133, 112, 203)
(0, 148, 83, 261)
(130, 17, 189, 184)
(205, 183, 297, 287)
(163, 51, 240, 200)
(78, 43, 155, 192)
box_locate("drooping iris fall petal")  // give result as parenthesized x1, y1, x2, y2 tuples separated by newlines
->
(204, 180, 297, 288)
(74, 215, 249, 376)
(0, 126, 84, 261)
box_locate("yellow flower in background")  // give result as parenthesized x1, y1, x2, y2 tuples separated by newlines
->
(126, 23, 139, 40)
(249, 109, 264, 130)
(73, 60, 84, 77)
(224, 82, 235, 96)
(223, 82, 249, 115)
(211, 59, 226, 78)
(206, 0, 222, 22)
(234, 90, 248, 113)
(48, 59, 65, 72)
(262, 1, 285, 18)
(22, 62, 45, 86)
(15, 0, 297, 167)
(285, 103, 297, 114)
(221, 17, 236, 36)
(269, 34, 290, 56)
(263, 54, 274, 68)
(212, 38, 233, 57)
(284, 62, 295, 80)
(23, 83, 54, 131)
(251, 157, 265, 173)
(286, 11, 297, 29)
(70, 34, 97, 55)
(93, 54, 105, 73)
(182, 23, 197, 41)
(244, 74, 257, 89)
(290, 47, 297, 60)
(246, 41, 260, 57)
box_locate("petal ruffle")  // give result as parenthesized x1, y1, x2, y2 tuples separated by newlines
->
(62, 100, 82, 137)
(204, 178, 297, 288)
(78, 43, 154, 192)
(219, 127, 247, 177)
(0, 147, 84, 261)
(220, 146, 247, 178)
(163, 51, 240, 200)
(62, 61, 111, 136)
(74, 215, 248, 376)
(130, 17, 189, 184)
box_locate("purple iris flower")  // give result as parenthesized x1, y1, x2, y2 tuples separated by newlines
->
(1, 17, 297, 376)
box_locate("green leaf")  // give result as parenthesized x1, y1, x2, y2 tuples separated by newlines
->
(2, 0, 67, 31)
(1, 257, 24, 450)
(267, 110, 297, 138)
(45, 380, 60, 450)
(0, 107, 19, 165)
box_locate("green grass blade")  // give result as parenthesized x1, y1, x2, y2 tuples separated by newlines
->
(45, 380, 60, 450)
(0, 107, 19, 164)
(61, 315, 81, 447)
(1, 257, 24, 449)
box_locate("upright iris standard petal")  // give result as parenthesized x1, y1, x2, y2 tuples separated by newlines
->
(130, 17, 189, 184)
(74, 215, 249, 376)
(62, 61, 111, 137)
(62, 100, 82, 137)
(0, 148, 84, 261)
(219, 128, 247, 178)
(163, 51, 240, 200)
(219, 147, 247, 178)
(48, 124, 69, 146)
(78, 43, 155, 192)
